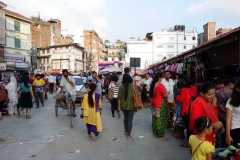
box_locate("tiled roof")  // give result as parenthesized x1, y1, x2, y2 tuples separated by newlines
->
(3, 9, 31, 22)
(148, 27, 240, 69)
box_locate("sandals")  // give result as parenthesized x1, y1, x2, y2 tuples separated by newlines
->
(127, 136, 134, 141)
(27, 115, 31, 119)
(90, 132, 97, 141)
(180, 142, 190, 147)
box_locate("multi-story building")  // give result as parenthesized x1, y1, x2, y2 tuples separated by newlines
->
(84, 30, 103, 71)
(4, 9, 32, 75)
(0, 2, 7, 77)
(37, 43, 84, 73)
(126, 25, 198, 69)
(203, 22, 216, 43)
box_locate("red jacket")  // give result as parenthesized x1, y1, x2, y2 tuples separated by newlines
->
(176, 86, 197, 116)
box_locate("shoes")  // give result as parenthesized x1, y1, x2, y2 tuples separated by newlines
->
(35, 106, 39, 109)
(71, 113, 77, 117)
(112, 114, 114, 117)
(42, 103, 44, 107)
(127, 136, 134, 141)
(27, 115, 31, 119)
(90, 132, 97, 141)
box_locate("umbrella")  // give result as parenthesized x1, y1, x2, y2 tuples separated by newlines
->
(99, 66, 122, 73)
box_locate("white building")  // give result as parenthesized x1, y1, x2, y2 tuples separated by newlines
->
(4, 9, 31, 75)
(126, 26, 198, 69)
(37, 43, 84, 73)
(61, 28, 84, 47)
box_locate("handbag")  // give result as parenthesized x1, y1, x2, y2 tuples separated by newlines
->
(132, 84, 142, 109)
(192, 140, 206, 156)
(107, 83, 114, 100)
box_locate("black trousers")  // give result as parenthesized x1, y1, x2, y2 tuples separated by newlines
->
(182, 114, 191, 141)
(49, 83, 54, 93)
(110, 98, 119, 115)
(230, 128, 240, 148)
(122, 110, 135, 136)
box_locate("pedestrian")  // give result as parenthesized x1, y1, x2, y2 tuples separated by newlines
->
(225, 80, 240, 148)
(117, 67, 133, 86)
(149, 73, 168, 139)
(161, 70, 175, 129)
(141, 73, 152, 92)
(215, 78, 235, 148)
(118, 74, 139, 141)
(48, 73, 56, 94)
(189, 83, 224, 145)
(17, 76, 34, 119)
(109, 75, 120, 118)
(81, 83, 102, 141)
(141, 84, 149, 108)
(189, 116, 215, 160)
(176, 76, 197, 147)
(41, 74, 49, 100)
(5, 76, 18, 116)
(0, 83, 7, 120)
(33, 74, 45, 108)
(87, 72, 93, 82)
(91, 72, 102, 96)
(15, 75, 22, 116)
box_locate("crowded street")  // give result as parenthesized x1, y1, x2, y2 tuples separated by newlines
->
(0, 94, 190, 160)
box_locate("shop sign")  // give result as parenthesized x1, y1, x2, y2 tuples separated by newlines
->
(4, 53, 27, 63)
(0, 62, 6, 71)
(0, 9, 5, 45)
(16, 63, 28, 68)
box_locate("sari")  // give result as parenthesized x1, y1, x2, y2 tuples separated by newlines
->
(190, 97, 219, 145)
(150, 83, 168, 137)
(81, 93, 102, 136)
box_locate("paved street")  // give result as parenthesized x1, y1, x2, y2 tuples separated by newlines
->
(0, 94, 191, 160)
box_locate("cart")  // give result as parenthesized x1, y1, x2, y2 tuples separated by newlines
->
(53, 92, 74, 128)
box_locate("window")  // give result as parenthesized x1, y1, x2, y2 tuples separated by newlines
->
(112, 58, 115, 61)
(168, 36, 174, 40)
(47, 49, 50, 53)
(184, 46, 186, 49)
(14, 38, 21, 48)
(184, 37, 186, 40)
(156, 54, 163, 57)
(167, 45, 174, 48)
(167, 54, 174, 58)
(112, 52, 114, 55)
(192, 37, 196, 40)
(156, 45, 163, 48)
(42, 50, 45, 54)
(14, 21, 20, 32)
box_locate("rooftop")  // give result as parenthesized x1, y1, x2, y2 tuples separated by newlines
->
(3, 9, 31, 23)
(37, 43, 84, 50)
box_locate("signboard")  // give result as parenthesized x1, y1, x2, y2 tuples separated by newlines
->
(0, 62, 6, 71)
(130, 58, 141, 67)
(0, 9, 5, 45)
(54, 49, 70, 54)
(4, 53, 27, 62)
(16, 63, 28, 68)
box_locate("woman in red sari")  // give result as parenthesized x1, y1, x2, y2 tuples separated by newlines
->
(190, 82, 224, 146)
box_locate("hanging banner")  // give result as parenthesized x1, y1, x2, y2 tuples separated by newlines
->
(4, 53, 27, 62)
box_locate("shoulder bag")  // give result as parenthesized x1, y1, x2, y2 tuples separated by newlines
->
(132, 84, 142, 109)
(107, 82, 114, 100)
(192, 140, 206, 157)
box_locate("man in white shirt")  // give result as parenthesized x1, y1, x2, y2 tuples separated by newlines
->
(161, 70, 175, 128)
(48, 73, 56, 94)
(142, 73, 152, 91)
(60, 69, 77, 117)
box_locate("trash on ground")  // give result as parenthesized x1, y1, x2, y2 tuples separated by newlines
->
(55, 134, 64, 139)
(29, 155, 36, 158)
(111, 137, 119, 141)
(68, 151, 74, 153)
(23, 123, 26, 125)
(108, 153, 114, 158)
(139, 136, 144, 138)
(20, 142, 23, 145)
(0, 138, 6, 142)
(49, 139, 53, 142)
(75, 150, 80, 153)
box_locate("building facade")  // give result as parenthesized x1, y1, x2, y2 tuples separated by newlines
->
(126, 26, 198, 69)
(4, 9, 31, 75)
(37, 43, 84, 73)
(84, 30, 103, 71)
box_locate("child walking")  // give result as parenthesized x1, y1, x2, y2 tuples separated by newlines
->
(189, 116, 215, 160)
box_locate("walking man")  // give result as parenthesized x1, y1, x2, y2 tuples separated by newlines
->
(48, 73, 56, 94)
(33, 74, 45, 108)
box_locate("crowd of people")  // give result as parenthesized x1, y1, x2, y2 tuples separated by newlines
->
(1, 68, 240, 159)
